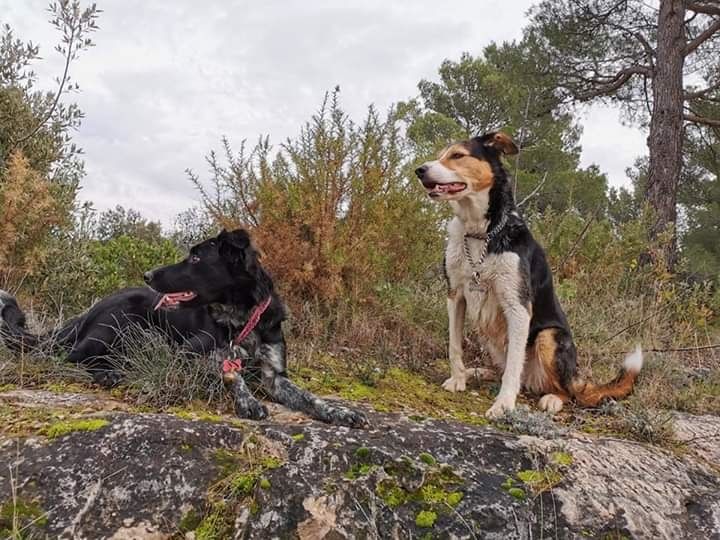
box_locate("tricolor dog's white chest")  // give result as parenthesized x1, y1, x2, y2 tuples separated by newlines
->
(445, 217, 521, 325)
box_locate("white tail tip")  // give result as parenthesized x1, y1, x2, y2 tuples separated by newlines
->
(623, 345, 644, 373)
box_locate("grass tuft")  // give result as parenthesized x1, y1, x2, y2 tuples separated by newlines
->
(106, 323, 226, 410)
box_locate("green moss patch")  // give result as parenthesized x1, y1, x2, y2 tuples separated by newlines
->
(376, 479, 407, 508)
(345, 463, 376, 480)
(374, 459, 464, 524)
(415, 510, 438, 528)
(296, 363, 493, 426)
(503, 450, 574, 499)
(43, 418, 109, 438)
(42, 381, 90, 394)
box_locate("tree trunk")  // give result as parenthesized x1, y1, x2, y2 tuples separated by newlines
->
(645, 0, 686, 271)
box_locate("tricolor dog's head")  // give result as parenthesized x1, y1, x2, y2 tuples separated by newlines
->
(414, 131, 518, 201)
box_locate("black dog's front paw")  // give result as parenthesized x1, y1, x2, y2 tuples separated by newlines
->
(327, 406, 369, 429)
(234, 397, 269, 421)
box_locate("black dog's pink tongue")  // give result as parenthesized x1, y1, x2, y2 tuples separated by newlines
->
(153, 291, 197, 311)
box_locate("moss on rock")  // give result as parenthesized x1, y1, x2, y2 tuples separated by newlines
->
(43, 418, 109, 438)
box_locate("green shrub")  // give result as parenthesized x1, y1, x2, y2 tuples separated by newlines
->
(88, 235, 181, 298)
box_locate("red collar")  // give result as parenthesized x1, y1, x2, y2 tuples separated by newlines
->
(233, 296, 272, 344)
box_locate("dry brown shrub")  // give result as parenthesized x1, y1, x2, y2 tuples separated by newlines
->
(0, 149, 65, 281)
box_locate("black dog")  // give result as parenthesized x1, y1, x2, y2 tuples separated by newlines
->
(0, 229, 367, 428)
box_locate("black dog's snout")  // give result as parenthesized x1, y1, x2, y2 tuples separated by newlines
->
(415, 165, 428, 179)
(143, 271, 154, 284)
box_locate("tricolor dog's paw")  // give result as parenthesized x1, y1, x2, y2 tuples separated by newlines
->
(485, 394, 516, 419)
(441, 375, 467, 393)
(538, 394, 565, 414)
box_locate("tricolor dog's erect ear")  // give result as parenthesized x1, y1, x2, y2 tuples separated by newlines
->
(478, 131, 519, 156)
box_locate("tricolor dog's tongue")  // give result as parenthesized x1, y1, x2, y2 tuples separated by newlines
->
(430, 182, 466, 194)
(154, 291, 197, 311)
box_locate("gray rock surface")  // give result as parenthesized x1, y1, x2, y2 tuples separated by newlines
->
(0, 390, 718, 539)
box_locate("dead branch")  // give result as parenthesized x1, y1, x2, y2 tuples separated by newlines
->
(517, 172, 549, 207)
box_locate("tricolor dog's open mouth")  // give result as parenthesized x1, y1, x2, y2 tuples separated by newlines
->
(154, 291, 197, 311)
(424, 181, 467, 197)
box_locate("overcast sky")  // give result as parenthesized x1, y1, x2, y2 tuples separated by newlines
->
(3, 0, 647, 227)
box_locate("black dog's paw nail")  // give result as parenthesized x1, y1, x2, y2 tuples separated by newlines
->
(235, 400, 268, 421)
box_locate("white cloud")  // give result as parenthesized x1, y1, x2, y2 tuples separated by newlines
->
(2, 0, 647, 226)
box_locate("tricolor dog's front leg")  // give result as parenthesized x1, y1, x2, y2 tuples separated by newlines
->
(259, 339, 368, 428)
(485, 257, 531, 418)
(442, 289, 469, 392)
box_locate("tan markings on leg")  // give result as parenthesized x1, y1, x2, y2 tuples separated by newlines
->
(534, 329, 566, 394)
(447, 288, 459, 300)
(479, 306, 507, 364)
(531, 329, 571, 411)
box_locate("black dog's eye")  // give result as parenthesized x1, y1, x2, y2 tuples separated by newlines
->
(450, 153, 466, 159)
(189, 255, 200, 264)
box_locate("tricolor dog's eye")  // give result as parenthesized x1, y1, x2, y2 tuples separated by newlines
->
(189, 255, 200, 264)
(450, 152, 466, 159)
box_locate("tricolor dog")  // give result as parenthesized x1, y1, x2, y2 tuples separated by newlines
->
(415, 132, 643, 418)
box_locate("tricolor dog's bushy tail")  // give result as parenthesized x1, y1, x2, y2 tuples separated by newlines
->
(569, 345, 644, 406)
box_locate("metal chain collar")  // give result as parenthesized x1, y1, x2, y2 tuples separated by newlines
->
(462, 212, 508, 284)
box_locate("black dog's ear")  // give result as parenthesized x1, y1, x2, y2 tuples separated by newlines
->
(476, 131, 519, 156)
(218, 229, 272, 301)
(218, 229, 250, 262)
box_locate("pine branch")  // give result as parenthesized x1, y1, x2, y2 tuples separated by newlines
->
(686, 1, 720, 17)
(575, 65, 653, 100)
(685, 79, 720, 99)
(683, 17, 720, 56)
(684, 113, 720, 127)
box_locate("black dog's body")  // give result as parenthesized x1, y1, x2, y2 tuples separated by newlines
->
(0, 229, 366, 427)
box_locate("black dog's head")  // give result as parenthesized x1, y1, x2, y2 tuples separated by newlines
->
(0, 290, 29, 341)
(145, 229, 271, 309)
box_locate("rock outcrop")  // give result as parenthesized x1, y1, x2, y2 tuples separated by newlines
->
(0, 390, 718, 539)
